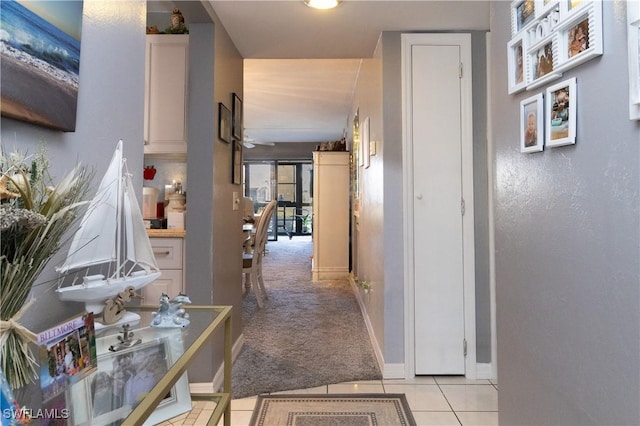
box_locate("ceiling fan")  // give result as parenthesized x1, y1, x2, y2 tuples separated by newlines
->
(243, 135, 276, 149)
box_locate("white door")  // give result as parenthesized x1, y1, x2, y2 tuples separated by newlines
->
(407, 36, 473, 375)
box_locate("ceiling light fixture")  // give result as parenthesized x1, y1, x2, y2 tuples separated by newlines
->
(304, 0, 341, 10)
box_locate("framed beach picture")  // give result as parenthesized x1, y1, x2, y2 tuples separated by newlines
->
(67, 328, 191, 426)
(545, 77, 576, 147)
(0, 0, 84, 131)
(218, 103, 231, 143)
(520, 93, 544, 153)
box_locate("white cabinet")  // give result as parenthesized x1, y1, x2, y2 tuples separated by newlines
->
(312, 151, 350, 281)
(144, 237, 185, 303)
(144, 35, 189, 155)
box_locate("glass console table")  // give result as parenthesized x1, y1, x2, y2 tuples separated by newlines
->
(67, 305, 232, 426)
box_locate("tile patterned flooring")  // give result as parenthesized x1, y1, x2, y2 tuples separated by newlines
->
(159, 376, 498, 426)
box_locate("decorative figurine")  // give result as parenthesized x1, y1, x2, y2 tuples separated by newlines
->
(151, 293, 191, 328)
(108, 324, 142, 352)
(102, 286, 141, 325)
(165, 8, 188, 34)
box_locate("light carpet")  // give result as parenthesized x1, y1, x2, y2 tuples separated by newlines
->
(232, 237, 381, 399)
(249, 394, 417, 426)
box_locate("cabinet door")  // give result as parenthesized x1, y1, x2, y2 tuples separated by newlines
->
(143, 270, 183, 304)
(144, 35, 188, 155)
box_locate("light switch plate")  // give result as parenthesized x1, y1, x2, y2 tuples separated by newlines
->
(233, 192, 240, 210)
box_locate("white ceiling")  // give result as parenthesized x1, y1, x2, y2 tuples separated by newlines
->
(158, 1, 491, 145)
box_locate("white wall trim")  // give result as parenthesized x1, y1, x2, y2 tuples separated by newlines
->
(349, 275, 385, 375)
(476, 362, 494, 380)
(486, 31, 498, 382)
(383, 363, 406, 379)
(402, 33, 477, 379)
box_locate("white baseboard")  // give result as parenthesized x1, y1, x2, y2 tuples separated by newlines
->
(475, 362, 494, 380)
(349, 275, 385, 375)
(383, 363, 406, 379)
(190, 333, 245, 394)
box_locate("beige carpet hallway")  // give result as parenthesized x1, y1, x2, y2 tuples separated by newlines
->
(231, 236, 382, 399)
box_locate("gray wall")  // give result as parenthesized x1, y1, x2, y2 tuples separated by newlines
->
(490, 1, 640, 424)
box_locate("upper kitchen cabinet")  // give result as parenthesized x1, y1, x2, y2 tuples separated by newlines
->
(144, 34, 189, 156)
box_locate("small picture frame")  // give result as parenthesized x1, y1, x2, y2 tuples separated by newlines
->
(512, 0, 537, 35)
(68, 328, 191, 426)
(520, 93, 544, 153)
(508, 34, 527, 93)
(627, 0, 640, 120)
(232, 93, 243, 140)
(362, 116, 370, 169)
(545, 77, 576, 147)
(232, 140, 243, 184)
(218, 103, 231, 143)
(555, 1, 603, 73)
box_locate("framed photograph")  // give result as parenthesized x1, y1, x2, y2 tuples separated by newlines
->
(512, 0, 537, 35)
(362, 117, 371, 169)
(527, 40, 562, 89)
(68, 328, 191, 426)
(555, 1, 603, 73)
(545, 77, 576, 147)
(520, 93, 544, 153)
(218, 102, 231, 143)
(508, 34, 527, 93)
(232, 140, 243, 184)
(232, 93, 243, 140)
(0, 0, 84, 131)
(627, 0, 640, 120)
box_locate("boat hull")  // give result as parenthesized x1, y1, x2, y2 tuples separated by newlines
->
(56, 271, 161, 314)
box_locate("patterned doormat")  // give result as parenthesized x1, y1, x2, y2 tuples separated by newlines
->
(249, 394, 417, 426)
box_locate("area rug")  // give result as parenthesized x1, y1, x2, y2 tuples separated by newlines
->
(249, 394, 416, 426)
(232, 237, 381, 399)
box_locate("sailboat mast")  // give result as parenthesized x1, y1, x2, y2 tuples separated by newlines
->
(114, 141, 124, 280)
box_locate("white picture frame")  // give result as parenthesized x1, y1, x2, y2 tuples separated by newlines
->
(508, 33, 528, 93)
(362, 116, 370, 169)
(545, 77, 577, 147)
(68, 327, 191, 426)
(521, 93, 544, 153)
(554, 1, 603, 73)
(512, 0, 537, 35)
(628, 0, 640, 120)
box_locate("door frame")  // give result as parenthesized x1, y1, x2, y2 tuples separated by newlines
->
(401, 33, 477, 379)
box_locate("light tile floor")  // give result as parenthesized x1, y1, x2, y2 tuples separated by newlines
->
(159, 376, 498, 426)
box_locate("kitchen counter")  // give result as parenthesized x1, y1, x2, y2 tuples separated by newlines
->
(147, 229, 186, 238)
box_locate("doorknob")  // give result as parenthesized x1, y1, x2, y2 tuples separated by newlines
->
(416, 194, 423, 200)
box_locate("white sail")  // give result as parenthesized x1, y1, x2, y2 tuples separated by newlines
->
(57, 141, 122, 274)
(56, 140, 160, 315)
(123, 175, 159, 271)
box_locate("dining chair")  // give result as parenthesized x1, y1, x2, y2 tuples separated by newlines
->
(242, 199, 276, 307)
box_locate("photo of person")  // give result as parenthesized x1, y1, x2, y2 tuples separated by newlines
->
(515, 44, 524, 84)
(568, 19, 589, 58)
(535, 43, 554, 79)
(517, 0, 536, 31)
(524, 111, 537, 147)
(550, 87, 570, 139)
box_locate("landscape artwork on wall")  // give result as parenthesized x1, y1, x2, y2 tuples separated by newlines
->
(0, 0, 84, 131)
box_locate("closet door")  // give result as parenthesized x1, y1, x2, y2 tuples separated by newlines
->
(406, 35, 474, 375)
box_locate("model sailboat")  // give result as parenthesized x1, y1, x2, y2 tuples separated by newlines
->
(56, 140, 161, 316)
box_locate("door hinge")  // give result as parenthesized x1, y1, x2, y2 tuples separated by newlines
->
(463, 339, 468, 357)
(459, 63, 463, 78)
(461, 198, 466, 216)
